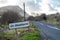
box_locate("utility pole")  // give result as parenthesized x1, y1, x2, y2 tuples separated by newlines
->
(23, 3, 25, 21)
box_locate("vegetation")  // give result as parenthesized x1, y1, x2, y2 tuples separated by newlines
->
(0, 22, 40, 40)
(27, 13, 60, 26)
(1, 10, 22, 25)
(22, 29, 40, 40)
(27, 13, 47, 21)
(46, 13, 60, 26)
(27, 16, 35, 21)
(22, 23, 40, 40)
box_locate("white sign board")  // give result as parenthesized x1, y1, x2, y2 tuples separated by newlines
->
(9, 21, 30, 29)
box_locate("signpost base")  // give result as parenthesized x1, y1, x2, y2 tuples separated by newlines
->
(15, 29, 19, 40)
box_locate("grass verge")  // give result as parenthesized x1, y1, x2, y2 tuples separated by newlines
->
(0, 22, 40, 40)
(22, 29, 40, 40)
(21, 22, 41, 40)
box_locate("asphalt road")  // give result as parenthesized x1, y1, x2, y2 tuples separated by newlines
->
(34, 21, 60, 40)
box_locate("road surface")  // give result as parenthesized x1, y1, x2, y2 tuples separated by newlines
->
(34, 21, 60, 40)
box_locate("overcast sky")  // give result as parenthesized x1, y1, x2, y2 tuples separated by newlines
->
(0, 0, 60, 15)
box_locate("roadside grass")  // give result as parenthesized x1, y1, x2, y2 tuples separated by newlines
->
(21, 22, 40, 40)
(42, 20, 60, 26)
(0, 22, 40, 40)
(22, 29, 40, 40)
(48, 21, 60, 26)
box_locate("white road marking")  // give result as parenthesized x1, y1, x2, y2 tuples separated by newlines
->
(40, 23, 44, 25)
(47, 25, 60, 30)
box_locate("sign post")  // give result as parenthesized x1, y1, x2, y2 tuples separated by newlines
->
(15, 29, 19, 40)
(9, 21, 30, 40)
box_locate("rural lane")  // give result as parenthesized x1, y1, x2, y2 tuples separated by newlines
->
(33, 21, 60, 40)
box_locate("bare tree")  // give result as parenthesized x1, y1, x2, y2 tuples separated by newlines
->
(41, 13, 47, 21)
(1, 10, 22, 25)
(27, 16, 35, 21)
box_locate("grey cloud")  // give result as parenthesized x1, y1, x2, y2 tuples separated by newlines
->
(25, 0, 40, 11)
(48, 4, 57, 11)
(0, 0, 7, 3)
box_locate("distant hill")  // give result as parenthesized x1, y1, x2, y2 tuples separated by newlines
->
(47, 13, 60, 18)
(0, 6, 30, 17)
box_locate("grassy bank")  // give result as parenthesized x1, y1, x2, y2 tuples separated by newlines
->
(21, 22, 40, 40)
(0, 22, 40, 40)
(42, 20, 60, 26)
(22, 29, 40, 40)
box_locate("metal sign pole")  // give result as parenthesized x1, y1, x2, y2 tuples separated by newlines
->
(28, 22, 30, 32)
(15, 29, 19, 40)
(28, 26, 30, 32)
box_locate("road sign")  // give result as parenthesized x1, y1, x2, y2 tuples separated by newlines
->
(9, 21, 30, 29)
